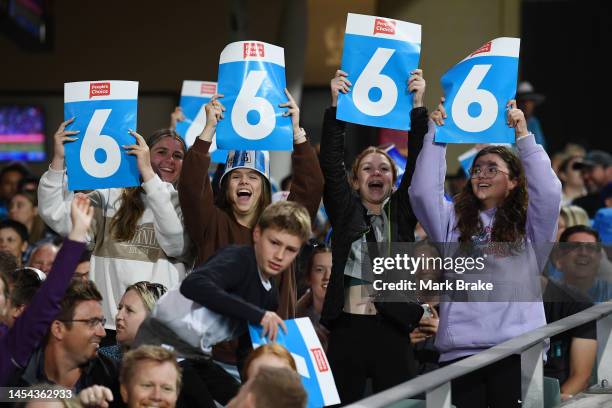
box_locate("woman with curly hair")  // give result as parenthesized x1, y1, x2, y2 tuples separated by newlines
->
(38, 122, 189, 340)
(409, 98, 561, 408)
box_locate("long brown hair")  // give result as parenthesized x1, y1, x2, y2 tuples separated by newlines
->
(111, 130, 186, 242)
(454, 146, 528, 243)
(215, 171, 271, 226)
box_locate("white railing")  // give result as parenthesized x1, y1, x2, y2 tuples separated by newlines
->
(346, 302, 612, 408)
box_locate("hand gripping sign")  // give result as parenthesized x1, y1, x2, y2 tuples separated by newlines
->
(217, 41, 293, 151)
(249, 318, 340, 408)
(435, 38, 521, 144)
(64, 81, 139, 191)
(175, 80, 227, 163)
(336, 13, 421, 130)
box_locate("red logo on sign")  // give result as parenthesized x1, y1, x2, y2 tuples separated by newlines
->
(89, 82, 110, 98)
(311, 348, 329, 372)
(470, 41, 492, 57)
(374, 18, 396, 35)
(200, 83, 217, 95)
(243, 42, 265, 59)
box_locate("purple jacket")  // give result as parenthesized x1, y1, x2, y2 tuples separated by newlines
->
(0, 239, 85, 385)
(409, 121, 561, 361)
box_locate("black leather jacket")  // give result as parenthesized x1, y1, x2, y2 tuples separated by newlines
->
(319, 106, 428, 328)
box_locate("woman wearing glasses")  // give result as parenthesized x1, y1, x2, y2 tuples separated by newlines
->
(409, 99, 561, 408)
(99, 281, 167, 363)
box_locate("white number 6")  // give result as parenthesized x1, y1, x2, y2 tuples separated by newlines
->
(80, 109, 121, 178)
(353, 47, 397, 117)
(232, 70, 275, 140)
(451, 64, 497, 132)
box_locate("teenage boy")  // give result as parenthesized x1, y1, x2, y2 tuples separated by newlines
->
(135, 200, 311, 406)
(179, 200, 311, 346)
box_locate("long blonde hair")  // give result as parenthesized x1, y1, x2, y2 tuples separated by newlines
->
(110, 130, 185, 241)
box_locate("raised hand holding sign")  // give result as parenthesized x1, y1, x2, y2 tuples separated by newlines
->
(435, 38, 521, 144)
(217, 41, 292, 151)
(175, 80, 227, 163)
(63, 81, 139, 190)
(336, 13, 421, 130)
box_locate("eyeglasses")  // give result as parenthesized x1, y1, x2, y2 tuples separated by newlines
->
(470, 166, 511, 179)
(560, 243, 602, 255)
(60, 317, 107, 328)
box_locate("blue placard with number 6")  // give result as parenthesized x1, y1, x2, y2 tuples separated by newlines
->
(435, 38, 520, 144)
(64, 81, 140, 191)
(216, 41, 292, 151)
(176, 80, 227, 163)
(337, 13, 421, 131)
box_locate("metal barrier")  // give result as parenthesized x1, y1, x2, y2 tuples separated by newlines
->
(346, 302, 612, 408)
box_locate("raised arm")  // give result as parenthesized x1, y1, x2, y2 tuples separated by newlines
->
(178, 95, 228, 251)
(398, 69, 427, 195)
(408, 99, 454, 242)
(320, 70, 354, 226)
(281, 89, 324, 221)
(508, 100, 562, 243)
(0, 195, 91, 384)
(125, 130, 188, 258)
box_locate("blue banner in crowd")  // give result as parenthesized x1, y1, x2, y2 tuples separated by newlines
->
(217, 41, 292, 151)
(435, 38, 520, 144)
(249, 318, 340, 408)
(64, 81, 140, 191)
(176, 80, 227, 163)
(337, 13, 421, 131)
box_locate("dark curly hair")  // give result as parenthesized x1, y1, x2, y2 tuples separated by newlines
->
(453, 146, 528, 243)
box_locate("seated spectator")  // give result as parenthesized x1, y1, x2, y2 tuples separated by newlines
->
(557, 155, 587, 206)
(9, 279, 121, 406)
(0, 162, 31, 220)
(28, 242, 60, 276)
(555, 225, 612, 303)
(227, 366, 307, 408)
(99, 281, 167, 363)
(572, 150, 612, 217)
(0, 196, 91, 385)
(120, 345, 181, 408)
(8, 190, 58, 246)
(0, 219, 29, 267)
(73, 250, 92, 282)
(296, 242, 331, 349)
(242, 343, 297, 380)
(542, 277, 597, 401)
(557, 205, 590, 241)
(78, 345, 182, 408)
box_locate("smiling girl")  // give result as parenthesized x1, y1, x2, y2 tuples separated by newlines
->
(409, 98, 561, 407)
(38, 124, 189, 338)
(319, 69, 428, 404)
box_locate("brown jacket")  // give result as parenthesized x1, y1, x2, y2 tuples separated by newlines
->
(178, 138, 324, 319)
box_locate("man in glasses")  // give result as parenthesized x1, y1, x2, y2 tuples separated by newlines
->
(555, 225, 612, 303)
(11, 280, 121, 406)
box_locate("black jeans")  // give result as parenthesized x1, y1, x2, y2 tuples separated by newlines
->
(326, 313, 416, 406)
(440, 354, 522, 408)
